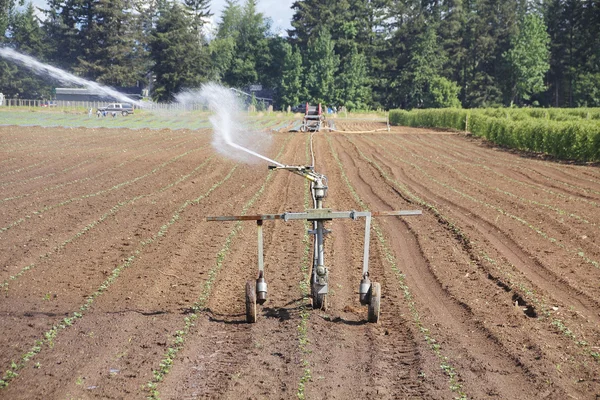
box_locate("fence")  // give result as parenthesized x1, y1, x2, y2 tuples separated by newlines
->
(0, 98, 276, 113)
(0, 99, 211, 111)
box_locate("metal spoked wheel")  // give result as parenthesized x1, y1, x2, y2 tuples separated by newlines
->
(245, 280, 257, 323)
(368, 282, 381, 323)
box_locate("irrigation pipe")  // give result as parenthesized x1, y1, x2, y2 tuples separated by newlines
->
(326, 120, 390, 134)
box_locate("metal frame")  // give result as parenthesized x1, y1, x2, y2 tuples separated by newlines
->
(206, 163, 421, 322)
(207, 209, 421, 303)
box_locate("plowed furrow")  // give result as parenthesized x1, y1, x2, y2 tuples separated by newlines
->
(330, 133, 559, 399)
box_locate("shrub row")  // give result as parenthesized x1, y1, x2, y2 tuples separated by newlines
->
(389, 108, 469, 131)
(389, 108, 600, 162)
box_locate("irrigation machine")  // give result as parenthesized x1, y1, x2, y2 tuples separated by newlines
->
(207, 159, 421, 323)
(300, 103, 325, 132)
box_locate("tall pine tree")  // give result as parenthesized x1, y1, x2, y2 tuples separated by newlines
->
(150, 1, 209, 101)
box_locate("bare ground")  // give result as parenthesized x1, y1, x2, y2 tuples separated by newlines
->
(1, 121, 599, 399)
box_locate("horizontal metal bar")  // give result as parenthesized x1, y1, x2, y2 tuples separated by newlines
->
(206, 209, 422, 222)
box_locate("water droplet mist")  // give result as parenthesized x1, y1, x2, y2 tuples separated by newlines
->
(177, 83, 284, 166)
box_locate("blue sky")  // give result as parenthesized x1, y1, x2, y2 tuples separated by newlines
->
(29, 0, 295, 34)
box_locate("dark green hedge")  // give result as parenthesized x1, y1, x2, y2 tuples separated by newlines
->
(388, 108, 600, 162)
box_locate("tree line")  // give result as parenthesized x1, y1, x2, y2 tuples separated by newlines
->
(0, 0, 599, 109)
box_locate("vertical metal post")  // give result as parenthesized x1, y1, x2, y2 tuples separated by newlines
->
(362, 214, 372, 276)
(257, 220, 264, 274)
(256, 220, 267, 303)
(359, 213, 373, 304)
(316, 220, 325, 267)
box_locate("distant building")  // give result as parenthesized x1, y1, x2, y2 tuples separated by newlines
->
(55, 86, 143, 102)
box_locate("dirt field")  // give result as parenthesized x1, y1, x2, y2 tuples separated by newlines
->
(1, 120, 599, 399)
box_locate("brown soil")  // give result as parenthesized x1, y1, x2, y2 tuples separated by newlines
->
(1, 123, 599, 399)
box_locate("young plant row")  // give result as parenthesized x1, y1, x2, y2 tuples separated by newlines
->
(0, 136, 198, 204)
(0, 163, 238, 390)
(1, 154, 216, 291)
(325, 134, 467, 399)
(0, 159, 51, 180)
(146, 135, 294, 399)
(389, 108, 600, 162)
(410, 135, 600, 207)
(347, 135, 600, 365)
(379, 136, 597, 231)
(0, 143, 206, 234)
(296, 134, 314, 400)
(375, 139, 600, 270)
(0, 128, 176, 188)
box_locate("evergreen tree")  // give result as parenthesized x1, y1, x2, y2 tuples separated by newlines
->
(503, 13, 550, 104)
(217, 0, 270, 88)
(75, 0, 144, 86)
(9, 3, 46, 58)
(305, 28, 339, 105)
(207, 0, 241, 80)
(279, 42, 304, 109)
(394, 26, 443, 109)
(150, 2, 209, 101)
(3, 2, 52, 99)
(337, 44, 370, 110)
(544, 0, 584, 106)
(183, 0, 212, 43)
(40, 0, 83, 70)
(0, 0, 14, 36)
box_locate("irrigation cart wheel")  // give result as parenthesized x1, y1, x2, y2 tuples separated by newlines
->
(312, 285, 327, 311)
(368, 282, 381, 323)
(245, 280, 257, 323)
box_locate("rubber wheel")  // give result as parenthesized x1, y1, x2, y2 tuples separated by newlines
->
(245, 281, 257, 323)
(122, 111, 128, 116)
(312, 286, 327, 311)
(368, 282, 381, 323)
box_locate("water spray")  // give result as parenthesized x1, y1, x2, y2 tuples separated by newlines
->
(187, 83, 284, 167)
(0, 47, 145, 108)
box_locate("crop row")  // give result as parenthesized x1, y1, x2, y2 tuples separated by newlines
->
(297, 134, 315, 399)
(348, 134, 600, 365)
(325, 134, 467, 398)
(411, 134, 600, 200)
(389, 108, 600, 162)
(379, 137, 600, 269)
(415, 135, 600, 214)
(0, 129, 177, 188)
(1, 153, 215, 291)
(146, 135, 294, 399)
(0, 142, 206, 235)
(380, 136, 598, 232)
(1, 136, 198, 204)
(0, 154, 238, 389)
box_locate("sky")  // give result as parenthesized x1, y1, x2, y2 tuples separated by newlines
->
(29, 0, 296, 35)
